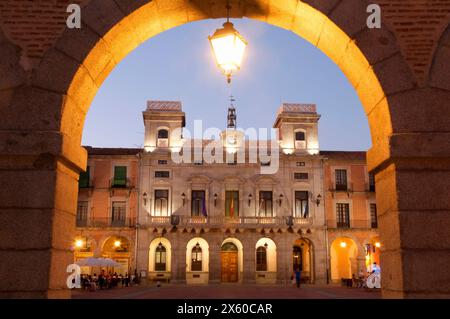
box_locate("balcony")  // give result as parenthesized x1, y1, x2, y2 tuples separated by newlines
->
(326, 219, 370, 229)
(143, 215, 313, 228)
(329, 183, 353, 198)
(110, 178, 132, 189)
(76, 217, 136, 228)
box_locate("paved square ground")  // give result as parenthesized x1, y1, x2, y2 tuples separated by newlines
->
(72, 284, 380, 299)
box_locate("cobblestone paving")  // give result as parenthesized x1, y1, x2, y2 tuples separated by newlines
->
(72, 284, 381, 299)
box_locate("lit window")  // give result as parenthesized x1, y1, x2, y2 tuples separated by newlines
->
(191, 244, 202, 271)
(155, 244, 167, 271)
(295, 191, 309, 218)
(258, 191, 273, 217)
(154, 190, 169, 216)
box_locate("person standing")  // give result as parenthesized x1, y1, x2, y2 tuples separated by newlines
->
(295, 267, 301, 288)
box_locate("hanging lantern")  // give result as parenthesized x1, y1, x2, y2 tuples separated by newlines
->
(208, 4, 248, 84)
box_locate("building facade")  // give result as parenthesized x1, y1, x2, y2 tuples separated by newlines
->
(74, 101, 380, 285)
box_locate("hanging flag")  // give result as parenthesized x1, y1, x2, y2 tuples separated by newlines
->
(202, 196, 208, 217)
(229, 196, 235, 218)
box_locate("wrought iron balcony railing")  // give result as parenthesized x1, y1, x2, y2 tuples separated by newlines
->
(142, 215, 313, 228)
(76, 217, 136, 228)
(110, 178, 133, 189)
(326, 219, 371, 229)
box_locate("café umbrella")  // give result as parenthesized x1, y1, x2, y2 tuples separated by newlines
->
(76, 257, 120, 267)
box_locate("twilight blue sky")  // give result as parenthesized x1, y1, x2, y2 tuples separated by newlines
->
(82, 19, 372, 151)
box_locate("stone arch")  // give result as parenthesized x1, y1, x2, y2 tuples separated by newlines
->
(293, 237, 315, 283)
(30, 0, 411, 156)
(330, 237, 359, 283)
(1, 0, 449, 298)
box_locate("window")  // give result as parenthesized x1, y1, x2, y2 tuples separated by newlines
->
(158, 160, 168, 165)
(154, 190, 169, 216)
(336, 203, 350, 228)
(113, 166, 127, 187)
(258, 191, 273, 217)
(155, 244, 166, 271)
(335, 169, 348, 191)
(370, 203, 378, 228)
(369, 173, 376, 192)
(79, 166, 90, 188)
(295, 131, 305, 141)
(295, 131, 306, 149)
(295, 191, 309, 218)
(76, 201, 88, 227)
(225, 191, 239, 218)
(157, 129, 169, 147)
(111, 201, 126, 226)
(191, 190, 206, 216)
(256, 246, 267, 271)
(157, 129, 169, 139)
(155, 171, 170, 178)
(191, 244, 202, 271)
(294, 172, 309, 180)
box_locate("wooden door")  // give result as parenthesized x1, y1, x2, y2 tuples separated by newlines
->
(221, 251, 238, 282)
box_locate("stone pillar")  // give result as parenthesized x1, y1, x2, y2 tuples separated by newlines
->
(369, 136, 450, 298)
(136, 229, 149, 276)
(313, 235, 328, 285)
(208, 235, 221, 284)
(242, 237, 256, 284)
(277, 235, 290, 285)
(170, 234, 186, 284)
(356, 257, 366, 276)
(0, 132, 87, 298)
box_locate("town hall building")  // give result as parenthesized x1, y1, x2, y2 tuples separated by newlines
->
(74, 101, 380, 285)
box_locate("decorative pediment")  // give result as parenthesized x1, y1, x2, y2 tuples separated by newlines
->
(222, 175, 246, 184)
(187, 174, 211, 184)
(253, 175, 279, 185)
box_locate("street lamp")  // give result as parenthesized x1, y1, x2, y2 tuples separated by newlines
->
(181, 193, 186, 206)
(208, 2, 247, 84)
(75, 239, 83, 249)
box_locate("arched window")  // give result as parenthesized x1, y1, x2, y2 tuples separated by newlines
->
(155, 243, 166, 271)
(295, 131, 306, 149)
(256, 246, 267, 271)
(158, 129, 169, 139)
(295, 131, 305, 141)
(157, 129, 169, 147)
(191, 243, 202, 271)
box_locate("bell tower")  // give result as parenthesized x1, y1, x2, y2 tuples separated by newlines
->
(143, 101, 186, 152)
(273, 103, 321, 155)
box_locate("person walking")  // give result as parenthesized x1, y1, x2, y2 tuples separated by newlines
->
(295, 267, 301, 288)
